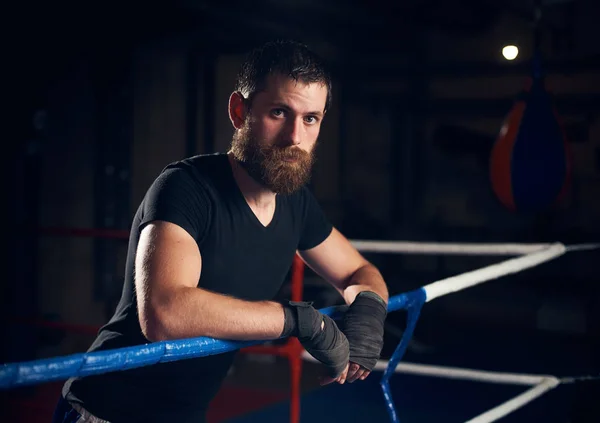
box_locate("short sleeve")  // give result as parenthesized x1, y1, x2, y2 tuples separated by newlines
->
(297, 188, 333, 251)
(139, 167, 211, 243)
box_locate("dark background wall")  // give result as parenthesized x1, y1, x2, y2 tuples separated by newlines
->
(6, 0, 600, 368)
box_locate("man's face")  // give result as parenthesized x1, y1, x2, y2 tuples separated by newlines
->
(231, 74, 328, 195)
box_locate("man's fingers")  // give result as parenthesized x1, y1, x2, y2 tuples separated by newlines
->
(337, 363, 349, 384)
(346, 362, 361, 381)
(318, 364, 374, 385)
(319, 362, 349, 386)
(347, 367, 366, 383)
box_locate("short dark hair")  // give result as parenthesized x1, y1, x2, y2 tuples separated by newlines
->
(235, 40, 333, 112)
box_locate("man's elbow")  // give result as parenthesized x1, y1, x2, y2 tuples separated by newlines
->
(139, 306, 172, 342)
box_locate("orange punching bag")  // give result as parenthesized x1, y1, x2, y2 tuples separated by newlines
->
(490, 53, 571, 213)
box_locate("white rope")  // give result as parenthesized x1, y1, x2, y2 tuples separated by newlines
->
(566, 243, 600, 252)
(301, 351, 555, 386)
(302, 351, 561, 423)
(350, 240, 553, 255)
(464, 378, 560, 423)
(423, 243, 566, 302)
(374, 361, 553, 386)
(304, 240, 595, 422)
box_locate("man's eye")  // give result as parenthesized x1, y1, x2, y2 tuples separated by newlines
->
(304, 116, 318, 124)
(271, 109, 285, 117)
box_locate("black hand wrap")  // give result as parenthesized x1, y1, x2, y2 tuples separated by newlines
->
(282, 301, 349, 378)
(342, 291, 387, 371)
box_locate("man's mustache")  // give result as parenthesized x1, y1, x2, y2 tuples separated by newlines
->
(262, 146, 309, 161)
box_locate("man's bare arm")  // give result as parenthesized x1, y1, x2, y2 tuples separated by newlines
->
(135, 220, 285, 342)
(298, 228, 388, 305)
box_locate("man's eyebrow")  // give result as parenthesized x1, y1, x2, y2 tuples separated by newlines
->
(269, 102, 324, 117)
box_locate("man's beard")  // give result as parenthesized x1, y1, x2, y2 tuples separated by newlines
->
(230, 120, 316, 195)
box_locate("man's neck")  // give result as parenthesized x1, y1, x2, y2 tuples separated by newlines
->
(227, 152, 276, 210)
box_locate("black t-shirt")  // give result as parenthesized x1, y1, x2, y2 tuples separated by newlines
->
(62, 153, 333, 423)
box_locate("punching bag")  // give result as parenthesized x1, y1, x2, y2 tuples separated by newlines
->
(490, 54, 571, 213)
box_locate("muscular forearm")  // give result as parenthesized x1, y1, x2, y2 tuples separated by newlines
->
(342, 264, 389, 305)
(143, 287, 285, 342)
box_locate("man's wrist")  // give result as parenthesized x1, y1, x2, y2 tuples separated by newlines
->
(350, 291, 388, 323)
(282, 304, 297, 337)
(355, 290, 387, 307)
(282, 301, 320, 339)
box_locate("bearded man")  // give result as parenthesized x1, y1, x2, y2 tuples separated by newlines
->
(53, 40, 389, 423)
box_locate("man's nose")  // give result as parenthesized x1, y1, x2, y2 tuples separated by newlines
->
(284, 118, 303, 146)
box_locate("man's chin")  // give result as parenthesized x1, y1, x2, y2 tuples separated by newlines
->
(252, 158, 313, 195)
(269, 178, 311, 195)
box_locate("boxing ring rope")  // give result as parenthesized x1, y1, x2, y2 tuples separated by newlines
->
(349, 240, 555, 255)
(2, 230, 599, 423)
(301, 351, 561, 423)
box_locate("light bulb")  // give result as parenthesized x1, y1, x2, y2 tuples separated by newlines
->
(502, 45, 519, 61)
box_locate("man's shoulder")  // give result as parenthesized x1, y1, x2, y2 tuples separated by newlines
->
(164, 152, 228, 174)
(156, 152, 229, 184)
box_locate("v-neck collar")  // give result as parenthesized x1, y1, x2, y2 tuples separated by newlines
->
(225, 155, 281, 230)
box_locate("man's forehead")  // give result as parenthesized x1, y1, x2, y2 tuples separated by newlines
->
(263, 73, 312, 89)
(255, 74, 327, 104)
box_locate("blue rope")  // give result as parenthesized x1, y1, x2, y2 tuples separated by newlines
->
(380, 288, 427, 423)
(1, 291, 416, 390)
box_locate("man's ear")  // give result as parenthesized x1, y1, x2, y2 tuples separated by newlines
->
(229, 91, 248, 129)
